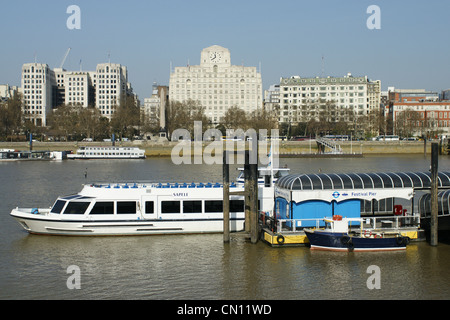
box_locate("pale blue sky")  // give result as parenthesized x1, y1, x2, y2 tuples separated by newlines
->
(1, 0, 449, 99)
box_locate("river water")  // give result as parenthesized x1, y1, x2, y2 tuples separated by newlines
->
(1, 154, 450, 300)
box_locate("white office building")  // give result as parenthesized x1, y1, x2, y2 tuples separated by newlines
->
(21, 63, 55, 126)
(143, 86, 160, 122)
(20, 61, 134, 125)
(64, 71, 92, 107)
(0, 84, 19, 102)
(95, 63, 129, 119)
(263, 84, 280, 114)
(169, 45, 263, 125)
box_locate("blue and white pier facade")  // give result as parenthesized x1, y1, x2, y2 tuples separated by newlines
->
(273, 171, 450, 236)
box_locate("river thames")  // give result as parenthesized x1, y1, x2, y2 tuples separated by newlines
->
(1, 154, 450, 300)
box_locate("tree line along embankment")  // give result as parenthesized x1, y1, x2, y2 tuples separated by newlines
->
(0, 140, 438, 157)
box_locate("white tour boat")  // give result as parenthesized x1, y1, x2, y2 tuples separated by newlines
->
(10, 169, 280, 236)
(236, 166, 290, 186)
(67, 146, 146, 159)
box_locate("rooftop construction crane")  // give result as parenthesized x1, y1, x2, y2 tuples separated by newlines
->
(59, 47, 71, 69)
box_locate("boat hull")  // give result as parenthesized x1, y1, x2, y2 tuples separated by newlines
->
(67, 155, 145, 160)
(304, 229, 408, 252)
(10, 209, 244, 236)
(67, 146, 146, 160)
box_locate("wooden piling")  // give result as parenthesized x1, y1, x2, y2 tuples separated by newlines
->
(249, 161, 258, 244)
(248, 140, 259, 244)
(430, 143, 439, 246)
(224, 146, 259, 244)
(223, 151, 230, 243)
(423, 137, 427, 156)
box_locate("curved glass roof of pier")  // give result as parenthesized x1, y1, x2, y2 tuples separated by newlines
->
(419, 189, 450, 215)
(276, 172, 450, 191)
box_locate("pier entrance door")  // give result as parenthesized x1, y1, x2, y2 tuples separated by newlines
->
(141, 196, 158, 220)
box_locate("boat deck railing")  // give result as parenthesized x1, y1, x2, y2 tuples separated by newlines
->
(260, 214, 421, 234)
(90, 182, 238, 189)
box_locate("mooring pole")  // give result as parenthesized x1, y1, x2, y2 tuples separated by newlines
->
(223, 150, 230, 243)
(249, 160, 258, 244)
(430, 142, 439, 246)
(423, 136, 427, 157)
(244, 151, 251, 233)
(249, 139, 259, 244)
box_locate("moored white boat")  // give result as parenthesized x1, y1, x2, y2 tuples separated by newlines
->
(236, 166, 290, 186)
(67, 146, 145, 159)
(10, 169, 277, 236)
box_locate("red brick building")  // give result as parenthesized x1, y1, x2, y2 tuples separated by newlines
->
(392, 101, 450, 137)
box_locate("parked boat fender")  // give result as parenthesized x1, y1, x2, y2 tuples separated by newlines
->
(276, 235, 285, 245)
(341, 235, 351, 245)
(347, 240, 354, 250)
(341, 236, 354, 249)
(397, 236, 410, 245)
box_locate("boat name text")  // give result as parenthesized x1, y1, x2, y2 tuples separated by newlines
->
(173, 192, 188, 197)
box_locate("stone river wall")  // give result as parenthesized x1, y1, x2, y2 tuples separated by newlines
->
(0, 140, 438, 157)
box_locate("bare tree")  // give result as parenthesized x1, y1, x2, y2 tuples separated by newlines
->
(110, 96, 141, 139)
(248, 107, 277, 132)
(47, 104, 79, 140)
(166, 99, 208, 139)
(0, 92, 23, 139)
(394, 108, 421, 137)
(221, 106, 248, 130)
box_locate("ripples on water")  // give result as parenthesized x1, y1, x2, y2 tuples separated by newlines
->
(1, 155, 450, 299)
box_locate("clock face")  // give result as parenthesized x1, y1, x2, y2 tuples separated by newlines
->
(209, 51, 222, 63)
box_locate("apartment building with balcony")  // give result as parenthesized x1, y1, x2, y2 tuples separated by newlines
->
(278, 73, 381, 125)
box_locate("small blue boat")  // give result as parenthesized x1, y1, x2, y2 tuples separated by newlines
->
(304, 216, 410, 252)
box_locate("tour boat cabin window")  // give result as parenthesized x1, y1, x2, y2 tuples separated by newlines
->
(90, 202, 114, 214)
(145, 201, 154, 214)
(205, 200, 223, 213)
(161, 201, 180, 214)
(230, 200, 244, 212)
(117, 201, 137, 214)
(51, 200, 66, 214)
(63, 202, 91, 215)
(183, 200, 202, 213)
